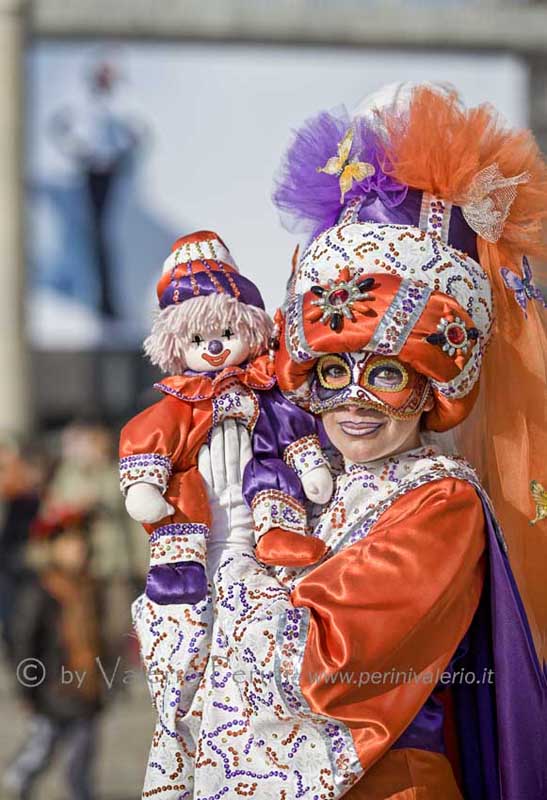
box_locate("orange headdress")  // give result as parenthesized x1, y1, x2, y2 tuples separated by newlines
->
(274, 86, 547, 658)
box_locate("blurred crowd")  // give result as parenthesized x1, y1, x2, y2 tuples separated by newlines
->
(0, 422, 147, 800)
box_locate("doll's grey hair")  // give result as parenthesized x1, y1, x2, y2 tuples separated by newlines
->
(144, 294, 273, 375)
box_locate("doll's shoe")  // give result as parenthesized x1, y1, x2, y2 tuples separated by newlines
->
(146, 562, 207, 605)
(255, 529, 328, 567)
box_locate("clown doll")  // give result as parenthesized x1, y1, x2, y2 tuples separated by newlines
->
(119, 230, 333, 605)
(132, 85, 547, 799)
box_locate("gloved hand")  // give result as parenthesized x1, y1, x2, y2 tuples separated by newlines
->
(125, 482, 175, 524)
(197, 420, 255, 579)
(301, 464, 334, 504)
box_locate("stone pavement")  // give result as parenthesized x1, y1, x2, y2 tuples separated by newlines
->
(0, 654, 154, 800)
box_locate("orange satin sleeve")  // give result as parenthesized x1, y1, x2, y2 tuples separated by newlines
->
(291, 478, 486, 771)
(119, 394, 192, 465)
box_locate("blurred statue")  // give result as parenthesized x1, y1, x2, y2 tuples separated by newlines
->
(50, 59, 146, 318)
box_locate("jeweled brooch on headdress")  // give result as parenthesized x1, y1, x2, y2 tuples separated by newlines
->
(306, 268, 376, 332)
(425, 315, 479, 358)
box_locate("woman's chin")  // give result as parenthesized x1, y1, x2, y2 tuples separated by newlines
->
(341, 434, 387, 464)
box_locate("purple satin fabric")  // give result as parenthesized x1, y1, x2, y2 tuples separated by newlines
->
(355, 188, 479, 263)
(452, 499, 547, 800)
(159, 268, 265, 310)
(146, 562, 207, 605)
(392, 638, 470, 755)
(243, 387, 319, 508)
(392, 691, 446, 754)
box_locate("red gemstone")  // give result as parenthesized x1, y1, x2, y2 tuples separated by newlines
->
(446, 324, 466, 346)
(328, 288, 350, 306)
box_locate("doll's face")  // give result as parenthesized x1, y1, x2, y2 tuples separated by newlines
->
(185, 327, 251, 372)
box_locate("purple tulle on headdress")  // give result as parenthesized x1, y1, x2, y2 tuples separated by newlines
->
(273, 109, 408, 238)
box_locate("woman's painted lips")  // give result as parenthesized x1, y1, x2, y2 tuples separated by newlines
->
(338, 420, 385, 437)
(202, 350, 231, 367)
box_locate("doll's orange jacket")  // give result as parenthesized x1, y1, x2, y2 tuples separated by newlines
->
(119, 357, 276, 533)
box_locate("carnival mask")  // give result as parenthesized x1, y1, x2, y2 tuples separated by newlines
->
(310, 352, 431, 418)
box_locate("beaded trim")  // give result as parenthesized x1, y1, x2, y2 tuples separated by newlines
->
(119, 453, 172, 495)
(419, 193, 452, 243)
(251, 489, 308, 539)
(283, 433, 328, 479)
(162, 236, 236, 273)
(149, 522, 209, 567)
(366, 278, 432, 355)
(211, 379, 260, 432)
(274, 605, 362, 793)
(431, 346, 482, 399)
(285, 293, 319, 364)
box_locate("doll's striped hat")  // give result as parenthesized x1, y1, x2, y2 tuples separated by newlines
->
(156, 230, 265, 310)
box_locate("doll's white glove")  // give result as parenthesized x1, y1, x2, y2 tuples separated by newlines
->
(301, 465, 334, 504)
(125, 482, 175, 524)
(198, 420, 255, 579)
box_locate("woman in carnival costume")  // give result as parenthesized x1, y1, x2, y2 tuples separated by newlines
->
(132, 85, 547, 799)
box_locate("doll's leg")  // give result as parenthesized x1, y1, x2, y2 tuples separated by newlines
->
(255, 527, 328, 567)
(245, 457, 328, 567)
(146, 467, 211, 605)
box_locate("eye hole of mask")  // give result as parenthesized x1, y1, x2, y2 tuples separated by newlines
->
(316, 355, 352, 390)
(362, 359, 409, 392)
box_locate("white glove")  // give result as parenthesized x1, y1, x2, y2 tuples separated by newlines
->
(125, 482, 175, 524)
(197, 420, 255, 579)
(301, 464, 334, 504)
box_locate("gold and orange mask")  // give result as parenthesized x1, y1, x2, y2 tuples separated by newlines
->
(310, 352, 431, 418)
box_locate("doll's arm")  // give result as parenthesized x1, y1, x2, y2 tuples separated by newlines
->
(120, 396, 210, 605)
(119, 395, 189, 522)
(260, 388, 332, 501)
(242, 389, 332, 565)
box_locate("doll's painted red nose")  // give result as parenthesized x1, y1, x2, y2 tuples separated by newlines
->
(208, 340, 224, 354)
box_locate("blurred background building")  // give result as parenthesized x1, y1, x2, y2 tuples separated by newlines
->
(0, 0, 545, 797)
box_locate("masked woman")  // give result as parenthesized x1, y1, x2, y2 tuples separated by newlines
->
(132, 85, 547, 799)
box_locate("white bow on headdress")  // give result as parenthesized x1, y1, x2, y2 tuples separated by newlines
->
(459, 163, 530, 243)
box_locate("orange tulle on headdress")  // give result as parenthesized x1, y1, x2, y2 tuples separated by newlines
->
(381, 87, 547, 262)
(383, 87, 547, 661)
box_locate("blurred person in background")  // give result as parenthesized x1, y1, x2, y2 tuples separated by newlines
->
(46, 421, 147, 666)
(3, 507, 105, 800)
(50, 58, 146, 318)
(0, 439, 51, 655)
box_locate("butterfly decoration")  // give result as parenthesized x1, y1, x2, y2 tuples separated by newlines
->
(500, 257, 547, 319)
(530, 480, 547, 526)
(317, 126, 376, 204)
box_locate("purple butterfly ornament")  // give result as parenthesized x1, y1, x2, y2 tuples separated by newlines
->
(500, 257, 547, 319)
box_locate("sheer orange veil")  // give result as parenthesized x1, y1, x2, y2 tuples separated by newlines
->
(383, 88, 547, 660)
